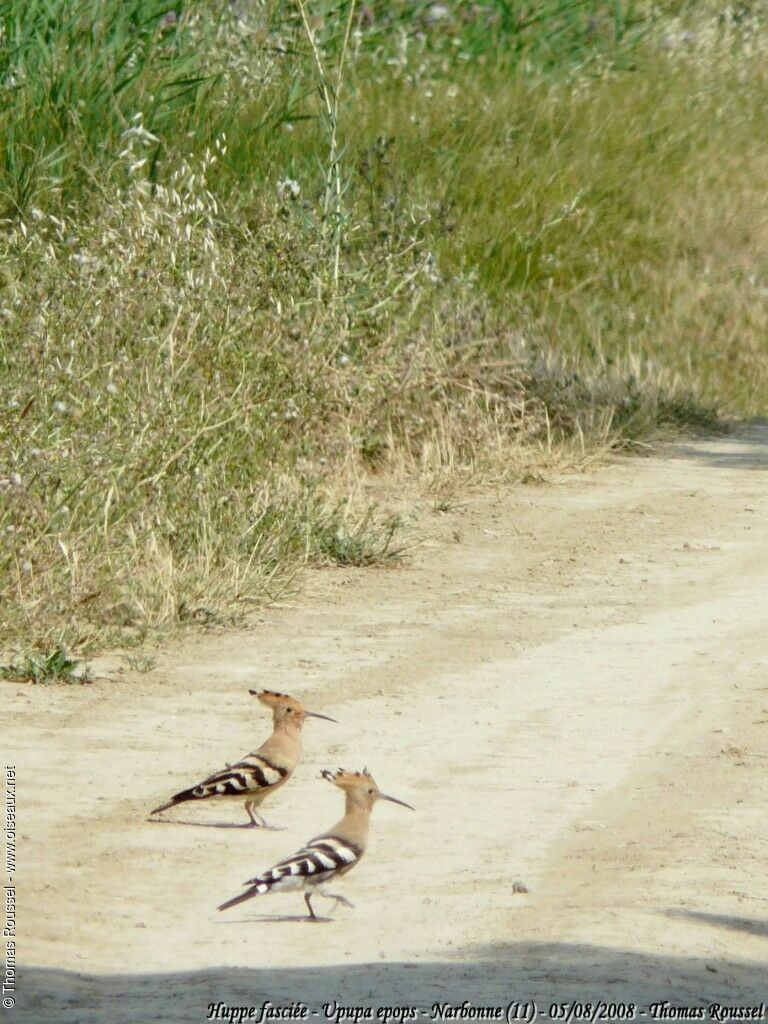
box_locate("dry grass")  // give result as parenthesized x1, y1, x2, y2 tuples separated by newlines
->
(2, 1, 765, 656)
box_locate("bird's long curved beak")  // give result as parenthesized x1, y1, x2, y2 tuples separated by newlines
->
(380, 792, 415, 810)
(305, 710, 338, 723)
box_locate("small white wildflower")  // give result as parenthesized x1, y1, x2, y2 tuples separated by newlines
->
(21, 560, 32, 574)
(284, 408, 298, 421)
(426, 3, 449, 22)
(106, 382, 118, 395)
(54, 401, 67, 413)
(11, 473, 21, 486)
(339, 354, 350, 366)
(121, 123, 160, 146)
(276, 178, 301, 202)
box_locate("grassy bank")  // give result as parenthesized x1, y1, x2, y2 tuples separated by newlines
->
(2, 1, 767, 655)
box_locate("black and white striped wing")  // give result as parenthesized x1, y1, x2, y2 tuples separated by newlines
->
(244, 835, 363, 894)
(192, 754, 289, 800)
(152, 753, 291, 815)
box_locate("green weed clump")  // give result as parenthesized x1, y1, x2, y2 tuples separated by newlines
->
(1, 1, 765, 652)
(0, 646, 92, 684)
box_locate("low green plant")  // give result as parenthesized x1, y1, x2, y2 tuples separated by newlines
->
(120, 651, 158, 673)
(309, 503, 404, 568)
(0, 647, 92, 684)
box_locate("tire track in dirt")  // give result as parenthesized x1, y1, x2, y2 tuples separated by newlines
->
(6, 425, 768, 1020)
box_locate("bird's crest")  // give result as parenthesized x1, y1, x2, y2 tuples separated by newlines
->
(253, 688, 292, 705)
(321, 767, 373, 788)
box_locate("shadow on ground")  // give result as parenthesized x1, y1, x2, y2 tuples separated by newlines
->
(664, 909, 768, 940)
(15, 941, 767, 1023)
(668, 422, 768, 471)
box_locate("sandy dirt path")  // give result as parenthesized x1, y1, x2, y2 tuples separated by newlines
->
(5, 426, 768, 1022)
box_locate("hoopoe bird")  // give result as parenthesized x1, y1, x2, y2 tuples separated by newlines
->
(217, 768, 414, 920)
(149, 689, 337, 828)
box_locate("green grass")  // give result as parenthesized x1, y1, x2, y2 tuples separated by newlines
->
(1, 0, 766, 653)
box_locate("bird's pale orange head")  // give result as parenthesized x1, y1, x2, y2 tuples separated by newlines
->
(321, 767, 414, 811)
(250, 688, 337, 728)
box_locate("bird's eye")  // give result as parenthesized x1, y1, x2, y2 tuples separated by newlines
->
(368, 788, 374, 794)
(286, 707, 293, 713)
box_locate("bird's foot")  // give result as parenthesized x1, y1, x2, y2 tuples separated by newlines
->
(245, 815, 286, 831)
(321, 892, 355, 914)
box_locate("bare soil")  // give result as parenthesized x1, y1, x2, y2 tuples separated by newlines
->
(6, 426, 768, 1022)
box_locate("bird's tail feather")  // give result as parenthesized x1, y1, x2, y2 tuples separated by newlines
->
(217, 883, 266, 912)
(149, 791, 189, 815)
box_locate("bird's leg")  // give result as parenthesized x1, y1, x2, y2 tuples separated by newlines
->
(245, 803, 264, 828)
(244, 803, 285, 830)
(304, 893, 318, 921)
(319, 890, 355, 913)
